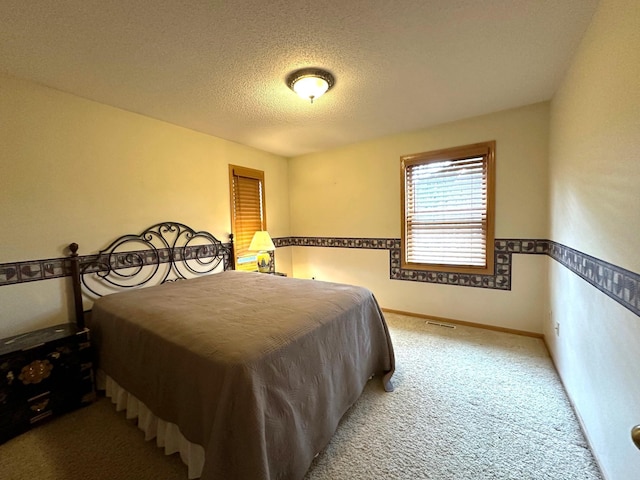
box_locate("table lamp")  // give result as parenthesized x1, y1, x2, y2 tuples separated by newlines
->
(249, 231, 276, 273)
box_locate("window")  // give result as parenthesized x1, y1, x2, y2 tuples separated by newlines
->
(229, 165, 267, 271)
(401, 141, 495, 275)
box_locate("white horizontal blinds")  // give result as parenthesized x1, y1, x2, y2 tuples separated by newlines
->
(406, 154, 488, 267)
(231, 167, 265, 271)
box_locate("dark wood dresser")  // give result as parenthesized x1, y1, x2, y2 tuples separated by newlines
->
(0, 323, 96, 444)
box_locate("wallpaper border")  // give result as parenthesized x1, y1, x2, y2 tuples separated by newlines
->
(0, 244, 234, 286)
(274, 237, 549, 291)
(274, 236, 638, 317)
(1, 237, 637, 317)
(548, 241, 639, 317)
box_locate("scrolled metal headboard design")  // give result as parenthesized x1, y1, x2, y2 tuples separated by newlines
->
(69, 222, 234, 328)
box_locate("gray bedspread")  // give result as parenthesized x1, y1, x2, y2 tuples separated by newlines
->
(90, 270, 395, 480)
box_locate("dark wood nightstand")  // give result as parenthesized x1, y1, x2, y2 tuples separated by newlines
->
(0, 323, 96, 444)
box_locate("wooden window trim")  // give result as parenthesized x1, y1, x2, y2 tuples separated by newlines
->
(400, 141, 495, 275)
(228, 164, 267, 270)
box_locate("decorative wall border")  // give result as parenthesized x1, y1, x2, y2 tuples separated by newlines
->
(274, 236, 638, 317)
(274, 237, 548, 291)
(548, 241, 639, 317)
(0, 244, 233, 286)
(391, 238, 549, 290)
(0, 257, 67, 285)
(2, 237, 637, 317)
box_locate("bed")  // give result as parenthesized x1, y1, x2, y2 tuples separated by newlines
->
(69, 222, 395, 480)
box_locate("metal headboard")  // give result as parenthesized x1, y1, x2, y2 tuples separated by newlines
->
(69, 222, 234, 328)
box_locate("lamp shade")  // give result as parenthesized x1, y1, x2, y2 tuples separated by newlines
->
(292, 76, 329, 101)
(248, 231, 276, 252)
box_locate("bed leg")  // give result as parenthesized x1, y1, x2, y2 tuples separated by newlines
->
(383, 372, 394, 392)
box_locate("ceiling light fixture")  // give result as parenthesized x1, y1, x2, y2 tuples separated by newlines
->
(286, 68, 335, 104)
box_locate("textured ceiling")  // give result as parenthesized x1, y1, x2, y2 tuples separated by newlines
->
(0, 1, 598, 157)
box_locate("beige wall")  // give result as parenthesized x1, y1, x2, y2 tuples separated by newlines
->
(546, 0, 640, 478)
(289, 102, 550, 333)
(0, 74, 291, 338)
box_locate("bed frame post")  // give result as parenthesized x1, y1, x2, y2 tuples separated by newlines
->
(68, 243, 85, 329)
(228, 233, 235, 270)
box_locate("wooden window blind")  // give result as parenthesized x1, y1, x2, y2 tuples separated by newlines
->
(229, 165, 266, 271)
(401, 141, 495, 275)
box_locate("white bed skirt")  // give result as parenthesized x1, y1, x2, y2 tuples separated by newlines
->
(100, 371, 205, 479)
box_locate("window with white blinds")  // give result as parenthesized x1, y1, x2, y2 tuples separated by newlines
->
(401, 142, 495, 274)
(229, 165, 266, 271)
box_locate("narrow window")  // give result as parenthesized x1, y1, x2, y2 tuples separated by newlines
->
(401, 141, 495, 275)
(229, 165, 267, 271)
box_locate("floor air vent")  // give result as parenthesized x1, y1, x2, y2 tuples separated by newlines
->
(426, 321, 456, 329)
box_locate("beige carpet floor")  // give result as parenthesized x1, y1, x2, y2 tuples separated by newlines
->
(0, 313, 603, 479)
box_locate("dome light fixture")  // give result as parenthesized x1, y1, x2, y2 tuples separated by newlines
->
(286, 68, 335, 104)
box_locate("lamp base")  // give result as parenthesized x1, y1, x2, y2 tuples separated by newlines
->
(256, 251, 271, 273)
